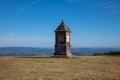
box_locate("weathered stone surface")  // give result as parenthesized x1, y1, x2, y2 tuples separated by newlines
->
(54, 20, 72, 57)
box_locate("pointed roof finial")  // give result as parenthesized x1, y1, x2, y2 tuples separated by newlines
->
(60, 19, 65, 26)
(62, 19, 64, 23)
(55, 20, 71, 32)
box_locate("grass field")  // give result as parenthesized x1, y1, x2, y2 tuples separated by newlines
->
(0, 56, 120, 80)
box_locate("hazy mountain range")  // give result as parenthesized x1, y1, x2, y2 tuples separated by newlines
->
(0, 47, 120, 56)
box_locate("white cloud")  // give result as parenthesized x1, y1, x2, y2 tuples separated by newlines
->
(16, 0, 41, 13)
(0, 36, 54, 47)
(96, 1, 120, 14)
(66, 0, 79, 3)
(0, 35, 120, 47)
(102, 4, 115, 9)
(6, 32, 15, 37)
(71, 37, 120, 47)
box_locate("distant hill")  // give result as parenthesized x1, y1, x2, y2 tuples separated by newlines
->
(93, 51, 120, 56)
(0, 47, 120, 56)
(0, 47, 54, 56)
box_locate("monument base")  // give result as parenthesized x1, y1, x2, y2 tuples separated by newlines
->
(51, 55, 72, 58)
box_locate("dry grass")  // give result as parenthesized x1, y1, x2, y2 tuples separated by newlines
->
(0, 56, 120, 80)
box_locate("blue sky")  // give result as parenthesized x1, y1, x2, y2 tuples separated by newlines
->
(0, 0, 120, 48)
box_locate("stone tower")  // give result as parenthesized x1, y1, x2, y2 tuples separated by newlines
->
(54, 20, 72, 57)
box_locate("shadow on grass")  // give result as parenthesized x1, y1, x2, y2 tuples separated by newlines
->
(13, 55, 80, 59)
(14, 56, 52, 58)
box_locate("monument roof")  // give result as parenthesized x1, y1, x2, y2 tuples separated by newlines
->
(55, 20, 71, 32)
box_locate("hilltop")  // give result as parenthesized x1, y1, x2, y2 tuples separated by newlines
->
(0, 56, 120, 80)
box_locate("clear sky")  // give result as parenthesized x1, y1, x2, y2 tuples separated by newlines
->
(0, 0, 120, 48)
